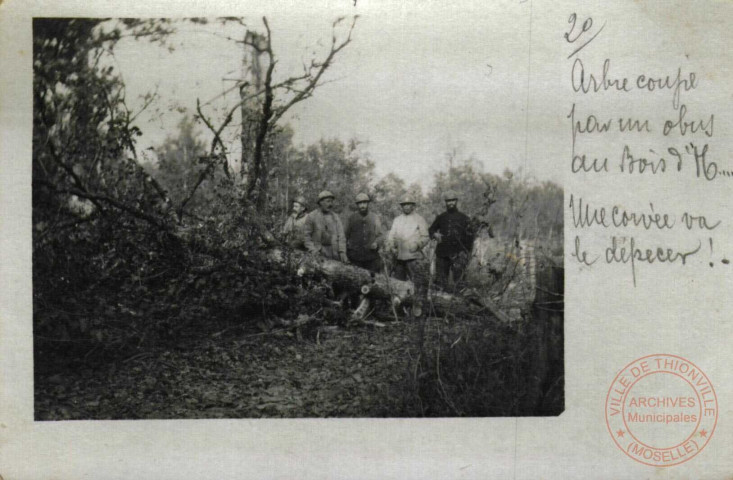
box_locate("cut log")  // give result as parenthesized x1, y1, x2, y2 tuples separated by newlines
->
(267, 248, 413, 299)
(265, 248, 497, 318)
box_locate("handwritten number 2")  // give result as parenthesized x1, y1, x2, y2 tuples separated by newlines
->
(564, 13, 605, 59)
(565, 13, 592, 42)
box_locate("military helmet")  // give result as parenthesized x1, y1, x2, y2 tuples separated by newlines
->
(292, 195, 307, 207)
(317, 190, 335, 202)
(443, 190, 459, 201)
(355, 192, 370, 203)
(399, 194, 416, 205)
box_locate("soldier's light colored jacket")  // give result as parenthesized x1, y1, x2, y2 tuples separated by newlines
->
(386, 212, 430, 260)
(303, 209, 347, 260)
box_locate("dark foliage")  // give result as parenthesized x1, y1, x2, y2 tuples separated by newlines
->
(31, 19, 324, 372)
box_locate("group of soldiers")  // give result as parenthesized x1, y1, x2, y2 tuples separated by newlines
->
(281, 189, 475, 292)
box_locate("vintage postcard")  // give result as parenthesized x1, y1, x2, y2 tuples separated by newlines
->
(0, 0, 731, 478)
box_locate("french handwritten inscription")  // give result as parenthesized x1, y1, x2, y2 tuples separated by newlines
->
(564, 13, 729, 284)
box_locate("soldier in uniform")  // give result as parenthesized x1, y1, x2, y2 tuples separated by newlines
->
(345, 193, 384, 273)
(428, 190, 475, 289)
(281, 195, 308, 250)
(386, 195, 430, 316)
(303, 190, 348, 263)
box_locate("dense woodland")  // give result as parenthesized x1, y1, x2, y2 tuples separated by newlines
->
(33, 18, 563, 418)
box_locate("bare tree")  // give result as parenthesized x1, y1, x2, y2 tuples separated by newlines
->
(196, 16, 358, 212)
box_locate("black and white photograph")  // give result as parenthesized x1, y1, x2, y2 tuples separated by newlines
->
(4, 0, 733, 478)
(32, 12, 564, 420)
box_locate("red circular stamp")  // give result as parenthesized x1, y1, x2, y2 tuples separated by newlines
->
(605, 354, 718, 467)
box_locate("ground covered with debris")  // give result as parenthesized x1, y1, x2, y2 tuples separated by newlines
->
(36, 299, 563, 420)
(36, 320, 417, 420)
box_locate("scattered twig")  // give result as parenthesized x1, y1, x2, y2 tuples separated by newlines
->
(240, 309, 323, 339)
(123, 351, 153, 364)
(434, 327, 461, 416)
(211, 323, 247, 338)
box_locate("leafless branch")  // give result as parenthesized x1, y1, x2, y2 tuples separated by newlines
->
(203, 83, 263, 127)
(219, 17, 247, 28)
(128, 157, 171, 205)
(177, 99, 235, 218)
(111, 94, 173, 209)
(269, 15, 357, 125)
(174, 28, 244, 44)
(196, 98, 233, 159)
(46, 142, 105, 212)
(129, 85, 160, 122)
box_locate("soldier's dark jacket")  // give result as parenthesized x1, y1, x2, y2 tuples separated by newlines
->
(345, 211, 384, 262)
(428, 209, 474, 258)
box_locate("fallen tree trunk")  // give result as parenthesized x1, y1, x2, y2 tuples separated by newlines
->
(267, 248, 412, 299)
(266, 248, 507, 319)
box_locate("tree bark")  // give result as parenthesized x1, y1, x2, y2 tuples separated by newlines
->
(245, 19, 276, 212)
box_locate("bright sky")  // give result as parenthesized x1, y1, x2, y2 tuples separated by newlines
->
(111, 0, 733, 191)
(112, 1, 549, 189)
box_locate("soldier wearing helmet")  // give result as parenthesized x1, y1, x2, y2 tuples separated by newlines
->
(428, 189, 475, 288)
(386, 194, 429, 261)
(386, 194, 430, 315)
(345, 192, 384, 272)
(303, 190, 348, 263)
(281, 195, 309, 250)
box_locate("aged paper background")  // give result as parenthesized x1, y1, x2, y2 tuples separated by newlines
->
(1, 0, 731, 478)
